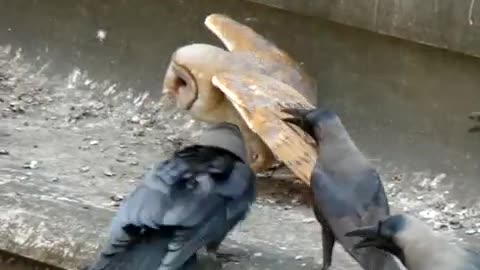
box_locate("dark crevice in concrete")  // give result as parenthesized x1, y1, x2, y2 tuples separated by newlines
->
(0, 249, 65, 270)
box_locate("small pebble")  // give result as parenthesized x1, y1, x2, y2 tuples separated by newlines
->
(465, 229, 476, 235)
(431, 173, 447, 188)
(110, 195, 124, 202)
(129, 160, 139, 166)
(433, 222, 448, 230)
(80, 166, 90, 173)
(295, 255, 303, 260)
(450, 219, 460, 225)
(302, 218, 316, 224)
(18, 175, 29, 181)
(419, 209, 438, 219)
(125, 151, 136, 157)
(51, 177, 59, 182)
(104, 169, 116, 177)
(133, 129, 145, 137)
(89, 140, 99, 145)
(449, 220, 463, 230)
(392, 174, 402, 181)
(253, 252, 263, 257)
(0, 149, 9, 155)
(23, 160, 38, 169)
(265, 198, 276, 204)
(107, 201, 121, 207)
(115, 157, 126, 163)
(130, 115, 140, 124)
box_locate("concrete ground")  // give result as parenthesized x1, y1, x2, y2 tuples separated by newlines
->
(2, 0, 480, 203)
(1, 45, 480, 270)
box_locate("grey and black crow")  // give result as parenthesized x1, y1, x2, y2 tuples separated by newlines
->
(86, 122, 256, 270)
(346, 213, 480, 270)
(282, 108, 402, 270)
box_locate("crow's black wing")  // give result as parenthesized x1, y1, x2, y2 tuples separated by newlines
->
(311, 168, 401, 270)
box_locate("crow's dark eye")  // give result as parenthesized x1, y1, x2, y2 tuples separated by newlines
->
(185, 178, 198, 190)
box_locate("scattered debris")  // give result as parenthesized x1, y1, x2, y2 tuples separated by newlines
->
(8, 102, 25, 113)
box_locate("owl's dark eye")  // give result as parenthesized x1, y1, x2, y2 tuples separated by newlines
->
(185, 178, 198, 190)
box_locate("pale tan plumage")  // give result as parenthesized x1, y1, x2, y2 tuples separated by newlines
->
(163, 14, 317, 180)
(212, 72, 317, 183)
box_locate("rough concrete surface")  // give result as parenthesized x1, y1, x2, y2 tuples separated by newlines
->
(248, 0, 480, 59)
(1, 45, 480, 269)
(1, 0, 480, 203)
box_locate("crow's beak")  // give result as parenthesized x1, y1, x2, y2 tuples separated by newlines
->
(280, 108, 315, 137)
